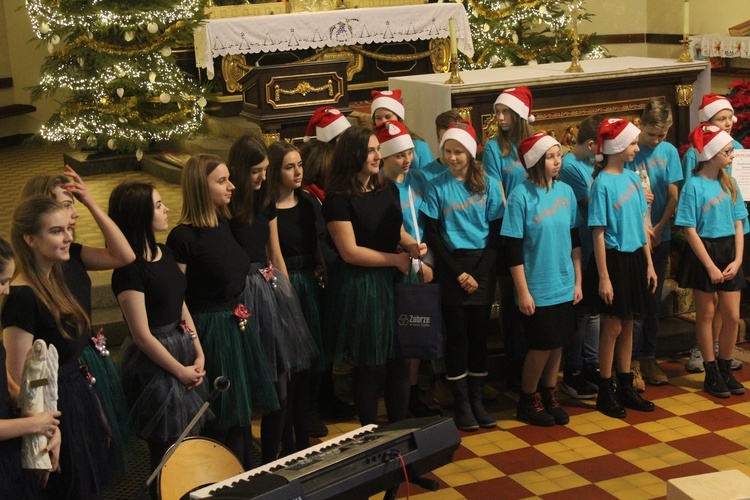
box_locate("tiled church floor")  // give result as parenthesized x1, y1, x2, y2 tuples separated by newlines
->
(4, 141, 750, 499)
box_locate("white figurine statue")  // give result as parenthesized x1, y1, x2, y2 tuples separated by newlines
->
(18, 340, 59, 470)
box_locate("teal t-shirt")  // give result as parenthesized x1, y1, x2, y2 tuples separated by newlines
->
(588, 169, 648, 253)
(420, 170, 505, 251)
(501, 179, 578, 307)
(625, 140, 683, 241)
(420, 158, 448, 182)
(392, 169, 429, 241)
(675, 175, 749, 238)
(559, 152, 595, 266)
(482, 138, 527, 197)
(413, 139, 435, 170)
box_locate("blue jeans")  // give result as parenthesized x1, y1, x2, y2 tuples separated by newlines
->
(633, 241, 670, 359)
(564, 303, 600, 372)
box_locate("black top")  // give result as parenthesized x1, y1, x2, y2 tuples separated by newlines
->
(62, 243, 91, 318)
(230, 204, 275, 263)
(111, 244, 187, 328)
(322, 184, 403, 254)
(166, 216, 251, 311)
(277, 201, 317, 258)
(1, 285, 86, 364)
(0, 345, 11, 420)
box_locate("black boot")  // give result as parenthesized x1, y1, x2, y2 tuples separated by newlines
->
(616, 372, 655, 412)
(540, 386, 570, 425)
(517, 392, 554, 427)
(447, 378, 479, 431)
(409, 384, 442, 417)
(704, 360, 730, 398)
(467, 376, 497, 429)
(596, 377, 626, 418)
(718, 358, 745, 395)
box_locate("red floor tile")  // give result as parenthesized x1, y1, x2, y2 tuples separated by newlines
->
(668, 433, 746, 460)
(483, 446, 558, 475)
(455, 475, 534, 500)
(508, 422, 580, 445)
(565, 454, 643, 483)
(682, 406, 750, 431)
(452, 444, 478, 461)
(618, 404, 675, 425)
(541, 483, 618, 499)
(643, 382, 693, 399)
(649, 460, 717, 482)
(586, 426, 660, 453)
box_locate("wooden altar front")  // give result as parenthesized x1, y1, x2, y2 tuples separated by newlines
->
(193, 3, 474, 115)
(389, 57, 711, 156)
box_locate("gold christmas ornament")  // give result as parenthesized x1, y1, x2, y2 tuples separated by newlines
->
(147, 22, 159, 34)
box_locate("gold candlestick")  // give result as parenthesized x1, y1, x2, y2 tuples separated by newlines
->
(565, 7, 583, 73)
(676, 38, 693, 62)
(444, 57, 464, 85)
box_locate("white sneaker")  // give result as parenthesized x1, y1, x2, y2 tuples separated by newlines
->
(686, 345, 705, 373)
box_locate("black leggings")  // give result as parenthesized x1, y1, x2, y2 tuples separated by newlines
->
(281, 371, 311, 456)
(443, 304, 491, 378)
(353, 358, 410, 425)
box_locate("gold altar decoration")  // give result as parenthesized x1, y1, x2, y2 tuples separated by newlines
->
(455, 106, 473, 123)
(275, 80, 334, 101)
(565, 6, 583, 73)
(430, 39, 451, 74)
(675, 84, 694, 106)
(676, 39, 694, 63)
(290, 0, 338, 13)
(265, 71, 345, 109)
(222, 55, 251, 93)
(262, 132, 281, 146)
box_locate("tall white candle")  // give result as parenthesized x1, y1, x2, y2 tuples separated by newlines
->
(683, 0, 689, 39)
(449, 18, 458, 58)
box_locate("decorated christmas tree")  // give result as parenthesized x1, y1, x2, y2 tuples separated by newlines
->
(463, 0, 605, 69)
(26, 0, 209, 156)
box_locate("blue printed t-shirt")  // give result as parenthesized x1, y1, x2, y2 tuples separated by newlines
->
(420, 170, 505, 251)
(501, 179, 579, 307)
(420, 158, 448, 182)
(392, 168, 429, 240)
(559, 152, 595, 266)
(681, 139, 741, 185)
(588, 169, 648, 253)
(482, 138, 527, 197)
(675, 175, 749, 238)
(625, 140, 683, 241)
(413, 139, 435, 170)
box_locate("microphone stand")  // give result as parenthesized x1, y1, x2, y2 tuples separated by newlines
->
(133, 376, 230, 499)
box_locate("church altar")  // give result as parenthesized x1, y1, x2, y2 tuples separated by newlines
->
(389, 57, 710, 155)
(193, 3, 474, 80)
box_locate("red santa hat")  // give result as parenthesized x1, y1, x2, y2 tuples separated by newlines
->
(494, 86, 535, 122)
(304, 106, 351, 143)
(595, 118, 641, 162)
(519, 132, 561, 169)
(374, 120, 414, 158)
(439, 120, 477, 158)
(371, 89, 405, 120)
(689, 123, 734, 162)
(698, 94, 738, 123)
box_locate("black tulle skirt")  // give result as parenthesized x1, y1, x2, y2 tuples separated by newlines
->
(119, 323, 212, 442)
(676, 234, 746, 293)
(45, 361, 110, 499)
(0, 437, 43, 499)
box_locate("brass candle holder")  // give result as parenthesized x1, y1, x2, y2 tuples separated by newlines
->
(444, 57, 464, 85)
(565, 38, 584, 73)
(676, 38, 693, 62)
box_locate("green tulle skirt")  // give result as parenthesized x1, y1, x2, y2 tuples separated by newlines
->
(79, 343, 131, 475)
(193, 309, 279, 429)
(289, 269, 325, 373)
(324, 262, 396, 367)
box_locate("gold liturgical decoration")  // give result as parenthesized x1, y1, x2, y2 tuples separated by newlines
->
(444, 17, 463, 85)
(275, 80, 334, 101)
(675, 84, 694, 107)
(565, 6, 583, 73)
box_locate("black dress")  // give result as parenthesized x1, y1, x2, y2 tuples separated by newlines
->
(1, 286, 109, 499)
(111, 244, 211, 441)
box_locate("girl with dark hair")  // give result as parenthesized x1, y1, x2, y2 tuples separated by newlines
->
(502, 132, 582, 427)
(108, 181, 210, 475)
(20, 167, 135, 467)
(323, 125, 424, 426)
(166, 154, 277, 469)
(421, 121, 504, 432)
(227, 134, 318, 464)
(2, 197, 109, 498)
(0, 236, 59, 499)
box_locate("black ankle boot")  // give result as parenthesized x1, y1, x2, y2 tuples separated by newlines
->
(409, 385, 442, 417)
(517, 392, 555, 427)
(718, 359, 745, 395)
(596, 377, 626, 418)
(540, 386, 570, 425)
(616, 372, 655, 412)
(704, 360, 730, 398)
(447, 378, 479, 431)
(467, 376, 497, 429)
